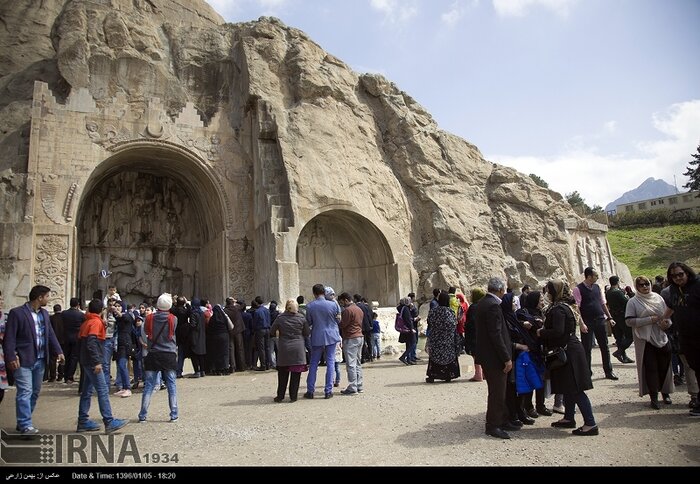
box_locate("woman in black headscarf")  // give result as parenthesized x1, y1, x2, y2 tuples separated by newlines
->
(537, 279, 598, 436)
(206, 304, 231, 375)
(425, 292, 461, 383)
(516, 291, 551, 416)
(501, 292, 537, 425)
(188, 298, 207, 378)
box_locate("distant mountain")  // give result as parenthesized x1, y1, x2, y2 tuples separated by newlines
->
(606, 177, 679, 212)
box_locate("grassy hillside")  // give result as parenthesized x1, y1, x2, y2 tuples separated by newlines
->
(607, 223, 700, 279)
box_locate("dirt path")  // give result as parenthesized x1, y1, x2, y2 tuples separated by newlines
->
(1, 343, 698, 467)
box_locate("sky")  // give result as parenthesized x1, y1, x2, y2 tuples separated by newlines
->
(208, 0, 700, 208)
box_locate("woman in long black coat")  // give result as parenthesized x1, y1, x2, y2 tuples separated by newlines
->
(537, 279, 599, 436)
(189, 299, 207, 378)
(516, 291, 551, 416)
(206, 304, 231, 375)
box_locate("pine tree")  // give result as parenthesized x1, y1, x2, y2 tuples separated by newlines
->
(683, 143, 700, 192)
(529, 173, 549, 189)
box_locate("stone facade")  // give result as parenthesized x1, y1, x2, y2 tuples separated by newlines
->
(0, 1, 630, 309)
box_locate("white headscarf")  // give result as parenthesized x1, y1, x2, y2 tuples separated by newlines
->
(625, 290, 668, 348)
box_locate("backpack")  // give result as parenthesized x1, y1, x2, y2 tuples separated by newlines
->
(395, 312, 410, 333)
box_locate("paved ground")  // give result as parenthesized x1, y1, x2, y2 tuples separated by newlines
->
(1, 339, 698, 467)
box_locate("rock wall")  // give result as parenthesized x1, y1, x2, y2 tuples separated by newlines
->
(0, 1, 630, 309)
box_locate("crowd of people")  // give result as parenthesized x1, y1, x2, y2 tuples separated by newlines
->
(0, 260, 698, 441)
(419, 262, 700, 439)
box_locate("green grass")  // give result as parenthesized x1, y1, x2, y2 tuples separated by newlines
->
(607, 223, 700, 279)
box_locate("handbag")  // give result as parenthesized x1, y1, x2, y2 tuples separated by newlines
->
(544, 346, 568, 371)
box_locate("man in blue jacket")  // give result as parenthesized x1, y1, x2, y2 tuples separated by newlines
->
(3, 285, 64, 434)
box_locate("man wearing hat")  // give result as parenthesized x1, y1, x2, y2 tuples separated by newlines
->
(138, 293, 179, 423)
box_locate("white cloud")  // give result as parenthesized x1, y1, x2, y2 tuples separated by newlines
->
(369, 0, 418, 24)
(603, 120, 617, 134)
(440, 2, 464, 27)
(488, 100, 700, 208)
(492, 0, 577, 17)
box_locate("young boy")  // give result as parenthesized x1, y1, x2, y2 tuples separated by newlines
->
(76, 299, 129, 433)
(371, 312, 382, 360)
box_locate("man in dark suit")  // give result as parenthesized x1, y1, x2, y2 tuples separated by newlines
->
(474, 277, 517, 439)
(46, 304, 65, 382)
(61, 298, 85, 383)
(3, 285, 64, 434)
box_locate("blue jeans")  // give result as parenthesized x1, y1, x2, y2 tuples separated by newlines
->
(102, 338, 115, 386)
(371, 333, 381, 358)
(133, 353, 143, 382)
(78, 364, 114, 425)
(116, 356, 131, 390)
(564, 391, 596, 427)
(14, 359, 46, 430)
(400, 332, 416, 361)
(307, 344, 336, 395)
(334, 361, 341, 385)
(410, 336, 418, 360)
(139, 370, 177, 421)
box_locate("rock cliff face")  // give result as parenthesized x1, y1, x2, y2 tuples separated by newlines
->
(0, 1, 629, 307)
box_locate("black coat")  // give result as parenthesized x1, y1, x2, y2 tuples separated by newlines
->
(539, 303, 592, 394)
(61, 308, 85, 344)
(189, 311, 207, 356)
(172, 305, 191, 346)
(115, 312, 134, 358)
(473, 294, 512, 371)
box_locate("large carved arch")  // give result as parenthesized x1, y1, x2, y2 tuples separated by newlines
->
(295, 209, 400, 306)
(75, 142, 230, 304)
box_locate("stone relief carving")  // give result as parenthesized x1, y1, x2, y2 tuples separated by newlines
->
(586, 236, 597, 270)
(228, 238, 254, 300)
(41, 177, 79, 225)
(40, 182, 61, 224)
(176, 133, 221, 162)
(80, 172, 200, 248)
(572, 232, 614, 276)
(34, 235, 68, 307)
(297, 220, 329, 249)
(297, 220, 333, 270)
(79, 171, 208, 301)
(84, 120, 132, 149)
(109, 251, 169, 300)
(596, 237, 611, 275)
(575, 237, 586, 274)
(63, 183, 78, 222)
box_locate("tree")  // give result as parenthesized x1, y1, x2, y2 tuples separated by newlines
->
(683, 143, 700, 192)
(529, 173, 549, 189)
(565, 191, 602, 216)
(565, 191, 586, 209)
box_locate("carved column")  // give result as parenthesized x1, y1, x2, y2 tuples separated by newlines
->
(32, 227, 74, 308)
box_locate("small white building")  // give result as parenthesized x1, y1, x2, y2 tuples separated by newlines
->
(616, 190, 700, 215)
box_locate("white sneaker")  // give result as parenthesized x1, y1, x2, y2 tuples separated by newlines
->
(115, 389, 126, 396)
(552, 405, 565, 414)
(120, 389, 132, 398)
